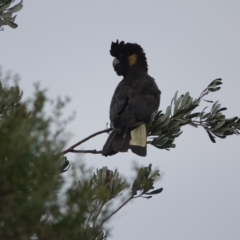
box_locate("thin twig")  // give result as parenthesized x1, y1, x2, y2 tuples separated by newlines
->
(86, 203, 99, 228)
(61, 128, 112, 155)
(93, 202, 105, 228)
(99, 195, 133, 228)
(71, 150, 102, 154)
(86, 201, 104, 228)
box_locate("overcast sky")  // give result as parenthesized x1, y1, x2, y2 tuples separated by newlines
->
(1, 1, 240, 239)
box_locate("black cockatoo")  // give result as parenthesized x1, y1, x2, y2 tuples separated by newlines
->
(102, 40, 161, 157)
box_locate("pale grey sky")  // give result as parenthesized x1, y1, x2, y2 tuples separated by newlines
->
(1, 1, 240, 239)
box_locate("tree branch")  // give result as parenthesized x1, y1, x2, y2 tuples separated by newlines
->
(71, 150, 102, 154)
(61, 79, 240, 155)
(61, 128, 112, 155)
(99, 195, 133, 228)
(93, 202, 105, 228)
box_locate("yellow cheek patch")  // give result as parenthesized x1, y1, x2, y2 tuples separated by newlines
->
(128, 54, 137, 66)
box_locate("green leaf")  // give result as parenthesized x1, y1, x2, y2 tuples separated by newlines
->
(185, 96, 193, 108)
(181, 92, 190, 108)
(212, 103, 221, 115)
(173, 91, 178, 105)
(0, 1, 12, 11)
(173, 131, 183, 137)
(202, 99, 214, 103)
(145, 188, 163, 195)
(172, 108, 187, 118)
(217, 107, 227, 113)
(142, 196, 152, 199)
(1, 12, 12, 18)
(211, 101, 219, 111)
(149, 110, 158, 125)
(6, 0, 23, 13)
(174, 95, 183, 114)
(153, 114, 166, 126)
(161, 106, 171, 121)
(158, 137, 169, 145)
(206, 130, 216, 143)
(185, 112, 201, 119)
(150, 128, 162, 135)
(5, 20, 18, 28)
(61, 160, 70, 172)
(201, 112, 211, 120)
(156, 118, 170, 129)
(215, 134, 227, 138)
(208, 78, 222, 88)
(211, 121, 225, 131)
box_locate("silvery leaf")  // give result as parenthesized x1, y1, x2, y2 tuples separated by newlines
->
(0, 1, 12, 11)
(6, 0, 23, 13)
(5, 20, 17, 28)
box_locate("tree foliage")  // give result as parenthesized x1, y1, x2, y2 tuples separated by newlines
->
(2, 71, 239, 239)
(148, 78, 240, 149)
(1, 2, 240, 239)
(0, 71, 162, 239)
(0, 0, 23, 30)
(61, 78, 240, 157)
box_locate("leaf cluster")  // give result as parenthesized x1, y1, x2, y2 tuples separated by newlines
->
(0, 83, 65, 239)
(0, 76, 162, 239)
(38, 165, 114, 240)
(148, 78, 240, 149)
(132, 164, 163, 199)
(0, 81, 23, 119)
(197, 101, 240, 143)
(37, 163, 162, 240)
(0, 0, 23, 30)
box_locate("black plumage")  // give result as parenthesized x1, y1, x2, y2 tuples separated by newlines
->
(102, 40, 161, 157)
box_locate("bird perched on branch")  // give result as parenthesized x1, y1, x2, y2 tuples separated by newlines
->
(102, 40, 161, 157)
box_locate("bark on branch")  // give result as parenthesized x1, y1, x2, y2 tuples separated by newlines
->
(61, 128, 112, 155)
